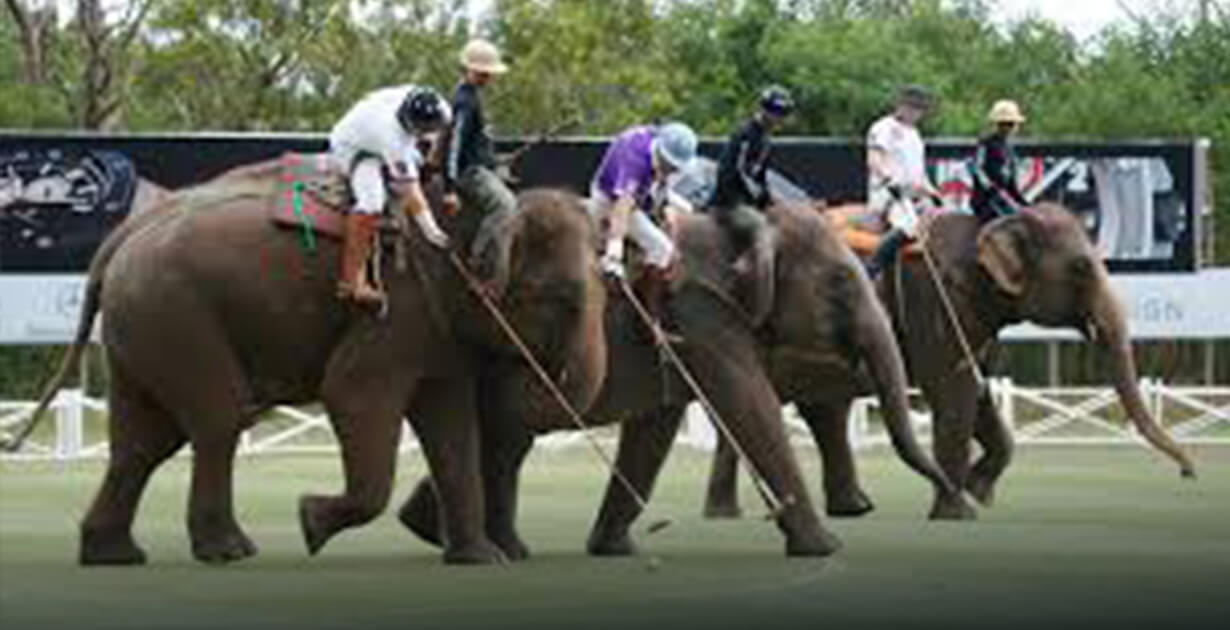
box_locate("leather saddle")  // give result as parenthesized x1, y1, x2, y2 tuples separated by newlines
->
(267, 152, 404, 240)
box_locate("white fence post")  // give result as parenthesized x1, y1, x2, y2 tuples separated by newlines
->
(55, 389, 84, 461)
(684, 403, 716, 452)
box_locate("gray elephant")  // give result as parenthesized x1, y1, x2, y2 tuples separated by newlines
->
(13, 155, 608, 566)
(705, 204, 1196, 519)
(398, 202, 965, 560)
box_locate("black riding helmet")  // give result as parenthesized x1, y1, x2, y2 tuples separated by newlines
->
(397, 87, 449, 133)
(759, 85, 795, 117)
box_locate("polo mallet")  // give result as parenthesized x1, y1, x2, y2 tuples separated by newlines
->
(448, 252, 673, 538)
(614, 275, 793, 522)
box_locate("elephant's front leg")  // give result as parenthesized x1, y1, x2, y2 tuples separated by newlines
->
(798, 399, 875, 518)
(967, 390, 1014, 507)
(397, 416, 535, 561)
(299, 374, 409, 556)
(682, 338, 841, 556)
(479, 415, 535, 560)
(406, 377, 504, 564)
(926, 376, 980, 521)
(587, 404, 687, 556)
(702, 432, 742, 519)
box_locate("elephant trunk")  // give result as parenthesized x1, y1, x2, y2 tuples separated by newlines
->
(857, 303, 959, 497)
(560, 275, 609, 412)
(1089, 289, 1197, 478)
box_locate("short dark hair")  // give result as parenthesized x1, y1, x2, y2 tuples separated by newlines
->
(898, 84, 933, 109)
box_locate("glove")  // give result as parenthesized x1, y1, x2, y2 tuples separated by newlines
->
(413, 211, 451, 249)
(422, 222, 450, 249)
(885, 181, 906, 200)
(600, 252, 625, 279)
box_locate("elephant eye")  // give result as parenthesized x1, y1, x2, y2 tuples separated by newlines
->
(1068, 258, 1093, 279)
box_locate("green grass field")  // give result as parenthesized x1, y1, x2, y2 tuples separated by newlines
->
(2, 445, 1228, 630)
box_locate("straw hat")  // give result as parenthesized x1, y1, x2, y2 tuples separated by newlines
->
(460, 39, 508, 75)
(988, 99, 1026, 124)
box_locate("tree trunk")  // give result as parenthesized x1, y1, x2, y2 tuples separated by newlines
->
(5, 0, 57, 85)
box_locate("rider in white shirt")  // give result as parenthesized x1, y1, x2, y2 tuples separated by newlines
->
(864, 85, 942, 278)
(329, 84, 451, 305)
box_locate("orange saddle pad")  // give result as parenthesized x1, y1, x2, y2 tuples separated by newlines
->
(823, 204, 923, 258)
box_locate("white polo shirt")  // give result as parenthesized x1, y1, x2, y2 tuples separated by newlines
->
(329, 84, 445, 181)
(866, 114, 926, 192)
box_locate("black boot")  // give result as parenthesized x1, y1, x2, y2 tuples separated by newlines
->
(633, 266, 680, 344)
(865, 228, 908, 279)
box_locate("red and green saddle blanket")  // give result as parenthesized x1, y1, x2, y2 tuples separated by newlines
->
(269, 152, 349, 245)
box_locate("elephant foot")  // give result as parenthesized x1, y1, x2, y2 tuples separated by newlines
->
(79, 527, 147, 566)
(192, 528, 258, 565)
(702, 502, 743, 520)
(587, 529, 638, 557)
(965, 474, 997, 507)
(825, 488, 876, 518)
(489, 529, 531, 562)
(299, 494, 340, 556)
(397, 486, 443, 549)
(928, 493, 978, 521)
(443, 539, 506, 565)
(784, 526, 843, 558)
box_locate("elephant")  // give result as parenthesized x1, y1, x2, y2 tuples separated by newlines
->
(704, 204, 1197, 519)
(397, 202, 965, 560)
(14, 155, 608, 566)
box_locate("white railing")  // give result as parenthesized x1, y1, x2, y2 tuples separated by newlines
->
(1, 378, 1227, 461)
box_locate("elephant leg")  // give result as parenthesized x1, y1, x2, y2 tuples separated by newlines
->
(927, 379, 979, 521)
(480, 416, 535, 561)
(406, 378, 503, 565)
(80, 366, 186, 566)
(588, 404, 687, 556)
(186, 426, 254, 564)
(968, 391, 1014, 507)
(298, 377, 407, 557)
(397, 476, 443, 548)
(702, 431, 742, 519)
(799, 400, 875, 518)
(397, 426, 533, 560)
(686, 345, 839, 555)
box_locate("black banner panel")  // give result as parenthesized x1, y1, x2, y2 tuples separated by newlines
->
(0, 131, 1205, 273)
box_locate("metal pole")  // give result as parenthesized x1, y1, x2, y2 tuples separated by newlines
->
(1047, 341, 1060, 387)
(1206, 341, 1217, 386)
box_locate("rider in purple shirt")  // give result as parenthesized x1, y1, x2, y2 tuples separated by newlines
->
(593, 125, 658, 211)
(588, 122, 698, 330)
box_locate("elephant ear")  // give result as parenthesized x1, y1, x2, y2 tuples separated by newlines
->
(976, 214, 1038, 297)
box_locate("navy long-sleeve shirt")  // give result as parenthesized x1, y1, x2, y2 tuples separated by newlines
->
(971, 132, 1028, 223)
(444, 82, 497, 193)
(712, 117, 772, 208)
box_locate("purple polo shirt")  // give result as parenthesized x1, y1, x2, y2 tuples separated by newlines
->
(593, 125, 656, 210)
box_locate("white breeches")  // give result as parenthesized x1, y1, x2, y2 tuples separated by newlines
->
(330, 153, 386, 216)
(869, 186, 920, 237)
(588, 186, 675, 269)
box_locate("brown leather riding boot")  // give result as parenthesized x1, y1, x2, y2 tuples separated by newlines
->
(634, 265, 681, 344)
(336, 213, 385, 306)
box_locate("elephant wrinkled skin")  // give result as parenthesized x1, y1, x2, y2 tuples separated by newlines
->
(400, 203, 961, 559)
(706, 204, 1196, 520)
(19, 157, 607, 566)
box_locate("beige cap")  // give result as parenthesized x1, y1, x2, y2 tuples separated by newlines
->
(988, 99, 1026, 124)
(460, 39, 508, 75)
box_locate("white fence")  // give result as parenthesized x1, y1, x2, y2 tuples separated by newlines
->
(1, 378, 1227, 462)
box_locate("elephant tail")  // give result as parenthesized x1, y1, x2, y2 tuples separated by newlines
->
(1, 212, 141, 452)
